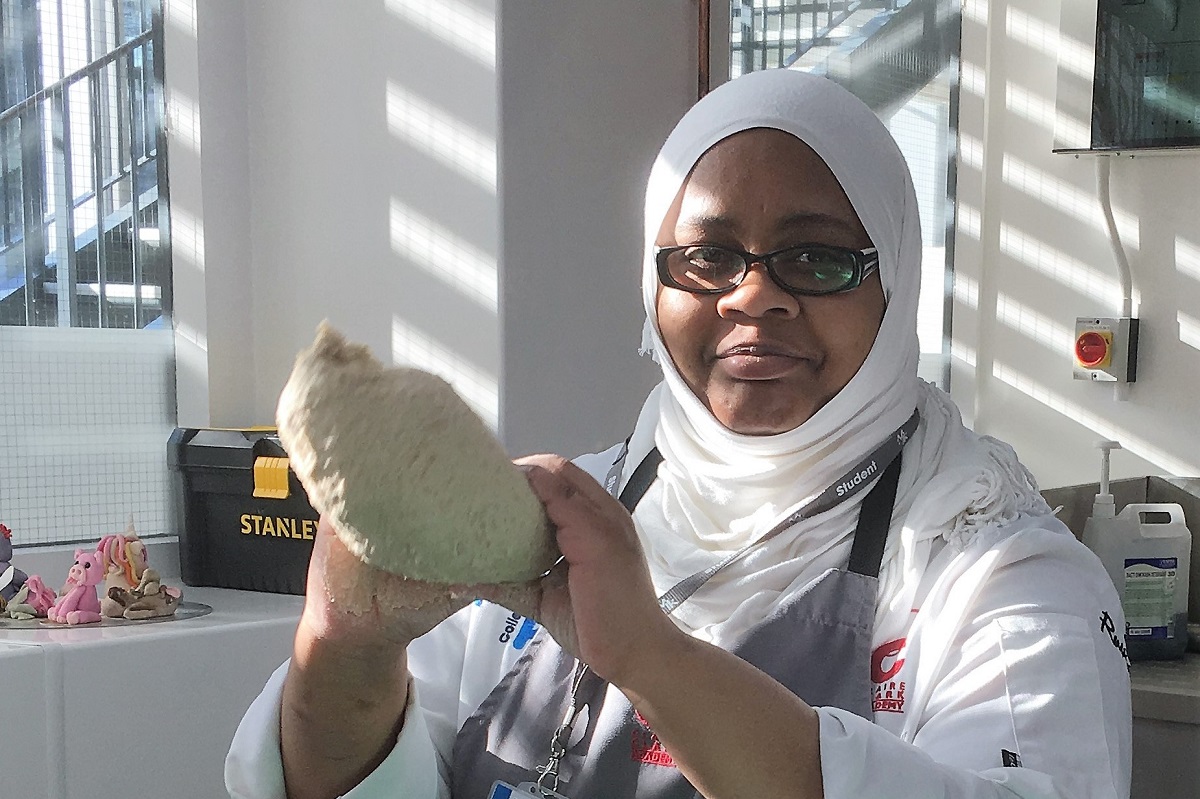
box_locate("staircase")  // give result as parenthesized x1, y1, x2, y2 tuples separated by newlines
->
(732, 0, 958, 117)
(0, 5, 169, 330)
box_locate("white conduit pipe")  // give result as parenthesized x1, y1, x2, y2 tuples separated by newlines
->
(1095, 156, 1134, 400)
(1096, 156, 1134, 317)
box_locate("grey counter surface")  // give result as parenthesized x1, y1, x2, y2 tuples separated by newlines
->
(1131, 653, 1200, 724)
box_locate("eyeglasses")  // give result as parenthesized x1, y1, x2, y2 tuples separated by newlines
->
(655, 243, 879, 297)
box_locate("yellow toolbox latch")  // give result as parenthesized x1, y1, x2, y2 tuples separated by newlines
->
(253, 456, 291, 499)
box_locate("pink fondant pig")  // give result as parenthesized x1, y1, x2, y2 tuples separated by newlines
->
(47, 550, 104, 625)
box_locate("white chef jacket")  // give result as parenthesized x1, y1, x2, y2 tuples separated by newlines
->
(225, 449, 1132, 799)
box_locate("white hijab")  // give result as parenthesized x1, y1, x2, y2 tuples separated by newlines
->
(624, 69, 1049, 646)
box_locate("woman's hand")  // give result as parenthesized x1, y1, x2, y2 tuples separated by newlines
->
(298, 516, 476, 651)
(285, 517, 473, 799)
(515, 454, 683, 686)
(283, 517, 541, 799)
(300, 516, 551, 651)
(513, 457, 824, 799)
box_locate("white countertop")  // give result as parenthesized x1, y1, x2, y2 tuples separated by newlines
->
(0, 579, 303, 799)
(0, 585, 304, 646)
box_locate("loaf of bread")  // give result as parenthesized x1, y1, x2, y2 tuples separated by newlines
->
(276, 322, 555, 584)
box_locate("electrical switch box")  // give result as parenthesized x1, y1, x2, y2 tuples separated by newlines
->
(1074, 317, 1138, 383)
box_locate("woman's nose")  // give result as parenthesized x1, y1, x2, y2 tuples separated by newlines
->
(715, 261, 800, 319)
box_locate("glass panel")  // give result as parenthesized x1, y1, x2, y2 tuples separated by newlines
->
(727, 0, 960, 389)
(1092, 0, 1200, 149)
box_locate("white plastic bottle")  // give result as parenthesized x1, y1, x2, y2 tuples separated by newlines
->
(1112, 503, 1191, 660)
(1082, 441, 1193, 661)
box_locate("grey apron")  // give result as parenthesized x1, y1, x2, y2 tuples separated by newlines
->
(451, 449, 902, 799)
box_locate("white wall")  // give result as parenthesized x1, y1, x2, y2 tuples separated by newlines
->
(952, 0, 1200, 490)
(166, 0, 694, 460)
(498, 3, 693, 457)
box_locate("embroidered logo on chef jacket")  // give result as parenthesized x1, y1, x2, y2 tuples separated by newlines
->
(631, 709, 677, 768)
(871, 638, 907, 713)
(497, 611, 539, 650)
(1099, 610, 1130, 667)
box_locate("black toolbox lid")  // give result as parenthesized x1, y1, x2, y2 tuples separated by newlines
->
(168, 427, 289, 471)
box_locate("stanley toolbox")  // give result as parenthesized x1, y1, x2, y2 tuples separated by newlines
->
(168, 428, 318, 594)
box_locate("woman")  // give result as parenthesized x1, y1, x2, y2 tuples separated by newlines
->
(227, 69, 1131, 799)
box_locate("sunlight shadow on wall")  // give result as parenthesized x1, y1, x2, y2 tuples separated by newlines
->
(1005, 81, 1088, 145)
(950, 273, 978, 368)
(1178, 312, 1200, 353)
(992, 361, 1200, 476)
(164, 0, 197, 39)
(955, 271, 980, 308)
(1176, 236, 1200, 283)
(957, 201, 982, 239)
(172, 206, 205, 273)
(1005, 6, 1092, 80)
(386, 81, 497, 192)
(1001, 155, 1140, 250)
(952, 338, 978, 368)
(996, 291, 1073, 353)
(166, 92, 201, 156)
(392, 316, 499, 427)
(999, 223, 1137, 310)
(962, 0, 986, 26)
(389, 198, 498, 312)
(959, 133, 984, 174)
(384, 0, 495, 69)
(960, 61, 985, 100)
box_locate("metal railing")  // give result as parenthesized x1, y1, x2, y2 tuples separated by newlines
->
(0, 3, 170, 329)
(731, 1, 902, 74)
(730, 0, 955, 117)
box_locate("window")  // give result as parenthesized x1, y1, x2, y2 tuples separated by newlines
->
(729, 0, 960, 388)
(0, 0, 174, 547)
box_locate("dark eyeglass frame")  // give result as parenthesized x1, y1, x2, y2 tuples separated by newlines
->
(655, 243, 880, 297)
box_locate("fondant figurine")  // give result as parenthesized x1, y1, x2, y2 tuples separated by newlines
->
(97, 519, 149, 618)
(105, 568, 182, 620)
(47, 550, 104, 625)
(0, 524, 29, 603)
(5, 575, 57, 620)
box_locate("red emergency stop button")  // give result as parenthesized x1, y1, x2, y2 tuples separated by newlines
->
(1075, 330, 1111, 368)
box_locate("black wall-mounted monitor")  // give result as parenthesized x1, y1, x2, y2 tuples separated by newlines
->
(1092, 0, 1200, 150)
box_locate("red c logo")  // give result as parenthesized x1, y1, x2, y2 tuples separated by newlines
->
(871, 638, 906, 683)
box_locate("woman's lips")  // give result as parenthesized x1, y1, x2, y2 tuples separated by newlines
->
(716, 346, 808, 380)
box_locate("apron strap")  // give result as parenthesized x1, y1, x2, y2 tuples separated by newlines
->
(617, 448, 664, 512)
(846, 452, 903, 578)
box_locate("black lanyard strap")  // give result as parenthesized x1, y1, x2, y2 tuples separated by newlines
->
(616, 448, 663, 512)
(846, 451, 903, 578)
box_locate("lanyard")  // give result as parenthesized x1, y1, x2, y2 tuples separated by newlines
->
(605, 410, 919, 613)
(531, 418, 914, 796)
(533, 661, 590, 797)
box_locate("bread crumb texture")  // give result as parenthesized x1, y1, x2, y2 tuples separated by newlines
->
(277, 322, 554, 583)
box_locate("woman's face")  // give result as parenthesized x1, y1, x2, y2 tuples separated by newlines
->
(655, 128, 886, 436)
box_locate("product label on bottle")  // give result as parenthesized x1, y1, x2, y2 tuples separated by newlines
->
(1123, 557, 1177, 639)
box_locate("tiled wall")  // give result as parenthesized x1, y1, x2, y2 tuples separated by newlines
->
(0, 326, 175, 546)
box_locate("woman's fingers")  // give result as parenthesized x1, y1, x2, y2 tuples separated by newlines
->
(517, 454, 621, 508)
(517, 456, 637, 558)
(513, 454, 669, 679)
